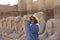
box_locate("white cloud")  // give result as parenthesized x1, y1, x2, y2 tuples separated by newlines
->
(0, 0, 18, 5)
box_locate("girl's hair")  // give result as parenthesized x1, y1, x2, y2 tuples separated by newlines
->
(30, 16, 38, 24)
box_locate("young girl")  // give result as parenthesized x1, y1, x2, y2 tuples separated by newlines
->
(26, 16, 40, 40)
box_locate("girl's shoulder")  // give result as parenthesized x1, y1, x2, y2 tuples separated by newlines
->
(35, 23, 40, 26)
(35, 23, 40, 28)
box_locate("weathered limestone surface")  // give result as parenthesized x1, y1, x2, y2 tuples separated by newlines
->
(20, 34, 26, 40)
(38, 0, 45, 10)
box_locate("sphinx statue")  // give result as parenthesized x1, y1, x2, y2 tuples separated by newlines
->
(5, 16, 15, 34)
(40, 5, 60, 40)
(14, 16, 23, 33)
(0, 16, 24, 40)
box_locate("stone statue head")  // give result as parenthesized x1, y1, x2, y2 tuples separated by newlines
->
(14, 16, 21, 22)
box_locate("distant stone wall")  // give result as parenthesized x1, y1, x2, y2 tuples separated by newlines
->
(0, 5, 19, 18)
(0, 5, 18, 12)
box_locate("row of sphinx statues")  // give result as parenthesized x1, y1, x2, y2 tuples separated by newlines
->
(0, 16, 24, 40)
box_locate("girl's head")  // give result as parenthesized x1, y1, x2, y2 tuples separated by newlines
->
(30, 16, 38, 24)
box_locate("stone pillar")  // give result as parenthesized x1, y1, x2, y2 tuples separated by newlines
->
(38, 0, 45, 11)
(26, 0, 33, 14)
(18, 0, 27, 16)
(54, 0, 60, 6)
(44, 0, 54, 19)
(45, 0, 54, 9)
